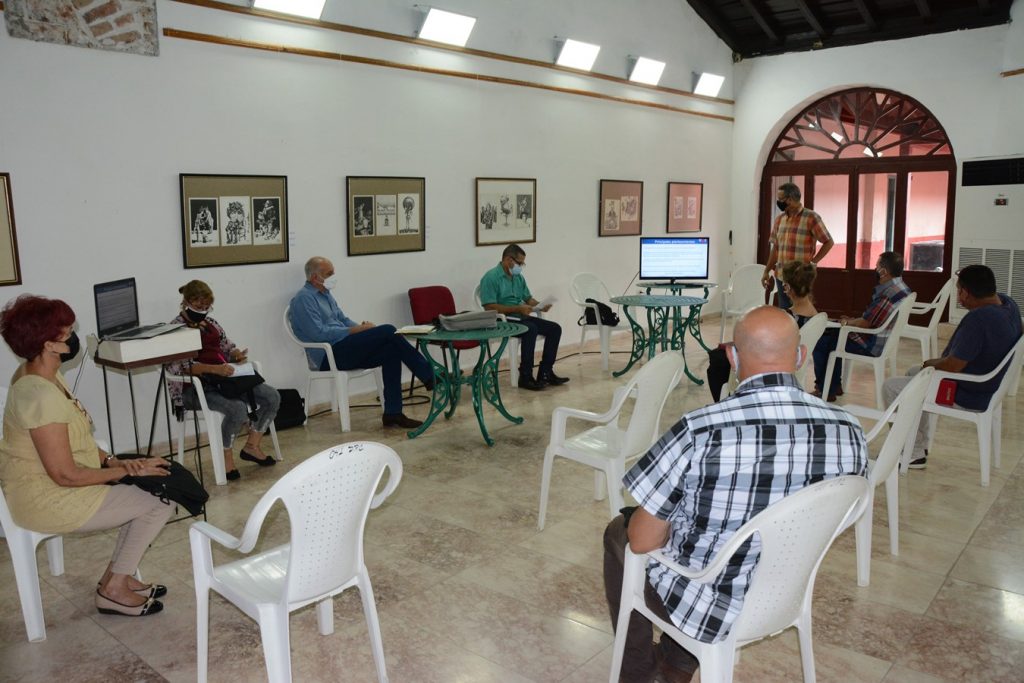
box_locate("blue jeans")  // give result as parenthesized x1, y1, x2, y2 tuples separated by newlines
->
(774, 277, 792, 309)
(507, 315, 562, 379)
(325, 324, 432, 415)
(183, 382, 280, 445)
(812, 329, 873, 394)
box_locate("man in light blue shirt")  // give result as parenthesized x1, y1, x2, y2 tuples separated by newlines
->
(289, 256, 433, 429)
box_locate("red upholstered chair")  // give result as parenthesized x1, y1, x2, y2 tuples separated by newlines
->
(407, 286, 479, 385)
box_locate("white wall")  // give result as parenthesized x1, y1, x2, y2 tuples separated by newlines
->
(0, 0, 733, 446)
(728, 8, 1024, 269)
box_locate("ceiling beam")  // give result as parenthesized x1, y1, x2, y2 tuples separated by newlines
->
(852, 0, 878, 30)
(914, 0, 933, 19)
(738, 0, 779, 42)
(794, 0, 828, 38)
(685, 0, 742, 53)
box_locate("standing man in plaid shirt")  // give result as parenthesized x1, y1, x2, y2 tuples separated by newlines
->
(812, 251, 912, 400)
(603, 307, 867, 682)
(761, 182, 834, 308)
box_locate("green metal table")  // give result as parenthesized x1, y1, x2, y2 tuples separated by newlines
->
(406, 321, 527, 446)
(609, 294, 708, 384)
(637, 281, 717, 352)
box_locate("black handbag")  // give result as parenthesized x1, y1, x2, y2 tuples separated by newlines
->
(578, 298, 620, 327)
(114, 455, 209, 516)
(199, 370, 265, 399)
(273, 388, 306, 430)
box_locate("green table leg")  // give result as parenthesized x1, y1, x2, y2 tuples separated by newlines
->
(444, 344, 462, 419)
(407, 340, 455, 439)
(614, 305, 648, 377)
(687, 303, 713, 352)
(472, 337, 523, 446)
(676, 306, 705, 385)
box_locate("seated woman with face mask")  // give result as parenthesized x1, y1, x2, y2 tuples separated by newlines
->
(0, 295, 173, 617)
(166, 280, 280, 481)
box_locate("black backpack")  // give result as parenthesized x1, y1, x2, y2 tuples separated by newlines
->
(578, 298, 620, 327)
(274, 389, 306, 430)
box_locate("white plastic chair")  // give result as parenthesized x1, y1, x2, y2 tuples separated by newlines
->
(796, 313, 828, 390)
(822, 294, 917, 408)
(474, 284, 544, 388)
(165, 360, 282, 487)
(719, 264, 769, 343)
(609, 476, 869, 683)
(919, 335, 1024, 487)
(842, 368, 933, 586)
(570, 272, 617, 371)
(190, 441, 401, 683)
(898, 277, 955, 367)
(283, 306, 385, 432)
(537, 352, 685, 529)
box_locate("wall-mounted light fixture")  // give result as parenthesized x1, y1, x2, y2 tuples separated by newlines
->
(628, 56, 666, 86)
(692, 72, 725, 97)
(556, 38, 601, 71)
(417, 7, 476, 47)
(252, 0, 327, 19)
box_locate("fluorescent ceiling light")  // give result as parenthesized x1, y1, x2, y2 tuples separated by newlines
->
(693, 72, 724, 97)
(419, 8, 476, 46)
(863, 148, 883, 157)
(629, 57, 666, 86)
(557, 39, 600, 71)
(830, 131, 845, 143)
(252, 0, 326, 19)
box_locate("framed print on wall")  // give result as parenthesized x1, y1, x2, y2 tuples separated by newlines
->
(599, 179, 643, 237)
(179, 174, 289, 268)
(667, 181, 703, 232)
(0, 174, 22, 286)
(475, 177, 537, 246)
(346, 176, 426, 256)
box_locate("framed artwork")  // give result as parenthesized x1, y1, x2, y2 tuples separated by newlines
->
(667, 182, 703, 232)
(179, 174, 289, 269)
(346, 176, 426, 256)
(475, 177, 537, 246)
(599, 179, 643, 237)
(0, 174, 22, 286)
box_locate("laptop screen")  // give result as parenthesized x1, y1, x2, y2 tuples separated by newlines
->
(94, 278, 140, 338)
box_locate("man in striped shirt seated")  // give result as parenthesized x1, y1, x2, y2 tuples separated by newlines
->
(604, 306, 867, 682)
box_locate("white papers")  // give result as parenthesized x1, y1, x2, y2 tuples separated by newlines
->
(397, 324, 435, 335)
(532, 296, 556, 312)
(230, 362, 256, 376)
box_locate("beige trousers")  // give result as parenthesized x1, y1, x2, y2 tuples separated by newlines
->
(75, 485, 173, 575)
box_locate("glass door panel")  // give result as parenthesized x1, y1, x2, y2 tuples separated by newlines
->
(808, 175, 848, 269)
(856, 173, 896, 269)
(903, 171, 949, 272)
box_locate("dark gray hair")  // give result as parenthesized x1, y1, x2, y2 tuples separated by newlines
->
(877, 251, 904, 277)
(778, 182, 802, 201)
(304, 256, 328, 280)
(502, 244, 526, 260)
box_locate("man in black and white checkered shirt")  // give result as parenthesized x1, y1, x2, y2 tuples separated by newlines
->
(604, 306, 868, 682)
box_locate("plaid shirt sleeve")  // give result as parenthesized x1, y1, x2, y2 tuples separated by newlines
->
(625, 420, 694, 520)
(862, 295, 895, 329)
(808, 211, 832, 245)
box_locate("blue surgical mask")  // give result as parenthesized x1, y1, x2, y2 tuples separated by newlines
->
(511, 263, 523, 276)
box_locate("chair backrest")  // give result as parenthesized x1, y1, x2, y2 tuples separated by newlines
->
(283, 305, 325, 372)
(237, 441, 401, 605)
(619, 352, 686, 457)
(919, 277, 955, 331)
(865, 367, 933, 487)
(989, 334, 1024, 408)
(726, 264, 768, 313)
(797, 312, 828, 353)
(570, 273, 613, 308)
(730, 476, 868, 641)
(877, 293, 917, 361)
(473, 285, 482, 309)
(408, 286, 457, 324)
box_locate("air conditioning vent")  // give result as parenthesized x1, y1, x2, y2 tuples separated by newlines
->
(962, 158, 1024, 186)
(954, 243, 1024, 321)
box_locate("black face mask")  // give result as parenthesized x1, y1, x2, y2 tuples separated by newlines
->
(874, 269, 883, 283)
(184, 307, 208, 324)
(776, 199, 788, 212)
(59, 331, 80, 363)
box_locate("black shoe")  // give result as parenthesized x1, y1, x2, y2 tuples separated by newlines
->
(909, 455, 927, 469)
(382, 413, 423, 429)
(538, 370, 570, 385)
(518, 376, 546, 391)
(240, 450, 276, 467)
(226, 469, 240, 481)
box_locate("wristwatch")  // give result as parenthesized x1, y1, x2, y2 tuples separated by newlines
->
(103, 453, 116, 467)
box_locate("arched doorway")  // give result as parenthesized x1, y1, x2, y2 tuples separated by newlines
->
(758, 88, 956, 316)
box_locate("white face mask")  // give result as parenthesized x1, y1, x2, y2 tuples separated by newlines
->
(322, 274, 338, 290)
(511, 263, 523, 276)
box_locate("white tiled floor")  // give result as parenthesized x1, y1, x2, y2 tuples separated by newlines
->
(1, 320, 1023, 682)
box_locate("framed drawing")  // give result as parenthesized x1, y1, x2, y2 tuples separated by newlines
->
(346, 176, 426, 256)
(599, 179, 643, 237)
(667, 182, 703, 232)
(179, 174, 289, 268)
(0, 174, 22, 286)
(475, 177, 537, 245)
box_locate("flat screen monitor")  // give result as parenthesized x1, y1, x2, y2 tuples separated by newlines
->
(639, 237, 710, 282)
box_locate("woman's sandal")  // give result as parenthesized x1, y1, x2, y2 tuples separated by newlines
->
(97, 582, 167, 599)
(239, 449, 276, 467)
(95, 590, 163, 617)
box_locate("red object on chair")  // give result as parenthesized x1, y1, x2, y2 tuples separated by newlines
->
(407, 286, 478, 351)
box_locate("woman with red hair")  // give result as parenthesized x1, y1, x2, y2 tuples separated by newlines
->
(0, 295, 173, 617)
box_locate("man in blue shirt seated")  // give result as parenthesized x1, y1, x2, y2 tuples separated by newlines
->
(289, 256, 434, 429)
(883, 264, 1022, 469)
(479, 243, 568, 391)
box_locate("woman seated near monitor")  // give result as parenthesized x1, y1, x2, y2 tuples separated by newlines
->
(0, 295, 172, 617)
(166, 280, 280, 481)
(707, 261, 818, 401)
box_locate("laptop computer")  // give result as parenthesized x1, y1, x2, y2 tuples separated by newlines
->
(94, 278, 184, 341)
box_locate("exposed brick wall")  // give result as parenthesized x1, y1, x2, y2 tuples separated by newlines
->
(4, 0, 158, 56)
